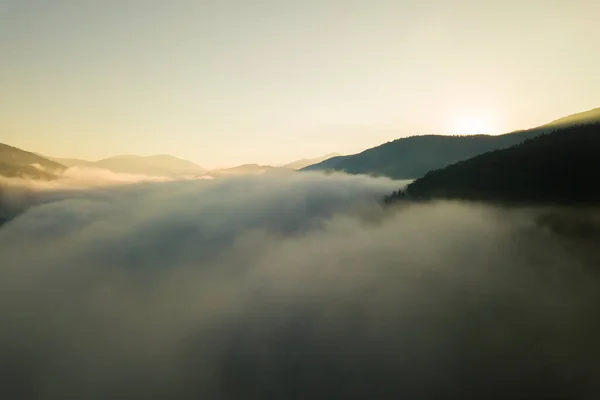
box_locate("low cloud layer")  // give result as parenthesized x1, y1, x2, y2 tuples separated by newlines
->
(0, 173, 599, 399)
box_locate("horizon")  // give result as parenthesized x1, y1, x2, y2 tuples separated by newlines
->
(1, 1, 599, 168)
(31, 106, 597, 170)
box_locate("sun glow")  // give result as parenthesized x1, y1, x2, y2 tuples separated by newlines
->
(452, 113, 497, 135)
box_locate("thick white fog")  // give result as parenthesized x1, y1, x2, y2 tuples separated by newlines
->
(0, 173, 599, 399)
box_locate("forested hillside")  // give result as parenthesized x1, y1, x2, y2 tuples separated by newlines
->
(388, 122, 600, 205)
(303, 107, 600, 179)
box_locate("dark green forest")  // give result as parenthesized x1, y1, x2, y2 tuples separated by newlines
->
(386, 122, 600, 205)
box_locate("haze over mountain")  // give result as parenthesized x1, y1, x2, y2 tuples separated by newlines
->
(203, 153, 341, 176)
(44, 156, 98, 169)
(0, 143, 66, 180)
(281, 153, 341, 170)
(209, 164, 293, 177)
(542, 107, 600, 128)
(2, 106, 598, 184)
(303, 107, 600, 179)
(0, 145, 340, 182)
(93, 155, 206, 177)
(40, 152, 341, 178)
(43, 154, 207, 178)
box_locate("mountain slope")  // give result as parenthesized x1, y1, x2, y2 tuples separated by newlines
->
(542, 107, 600, 128)
(303, 107, 600, 180)
(396, 122, 600, 205)
(210, 164, 294, 177)
(0, 143, 66, 180)
(301, 155, 349, 171)
(282, 153, 341, 170)
(43, 154, 207, 177)
(302, 130, 543, 179)
(45, 157, 97, 168)
(93, 154, 205, 177)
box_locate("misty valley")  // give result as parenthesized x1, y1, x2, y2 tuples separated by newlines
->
(1, 112, 600, 399)
(2, 2, 600, 397)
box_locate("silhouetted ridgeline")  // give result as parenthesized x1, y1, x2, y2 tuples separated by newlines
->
(387, 122, 600, 205)
(302, 107, 600, 179)
(303, 130, 546, 179)
(541, 107, 600, 128)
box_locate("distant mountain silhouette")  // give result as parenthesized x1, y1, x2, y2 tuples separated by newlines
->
(44, 154, 323, 178)
(300, 154, 350, 170)
(94, 154, 206, 177)
(386, 122, 600, 205)
(281, 153, 341, 170)
(43, 154, 206, 178)
(303, 107, 600, 179)
(0, 143, 66, 180)
(210, 164, 294, 177)
(208, 153, 342, 177)
(45, 156, 97, 169)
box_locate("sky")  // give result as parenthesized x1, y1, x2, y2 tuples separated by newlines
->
(0, 0, 599, 168)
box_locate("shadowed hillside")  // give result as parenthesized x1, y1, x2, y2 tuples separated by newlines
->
(303, 107, 600, 179)
(388, 122, 600, 205)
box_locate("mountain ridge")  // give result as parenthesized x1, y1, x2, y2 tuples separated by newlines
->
(386, 122, 600, 205)
(281, 153, 341, 170)
(0, 143, 66, 180)
(95, 154, 205, 176)
(542, 107, 600, 128)
(45, 154, 206, 177)
(303, 107, 600, 179)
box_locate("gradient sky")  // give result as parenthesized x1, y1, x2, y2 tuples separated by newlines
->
(1, 0, 598, 168)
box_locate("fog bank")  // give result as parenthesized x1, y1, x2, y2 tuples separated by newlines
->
(0, 173, 598, 399)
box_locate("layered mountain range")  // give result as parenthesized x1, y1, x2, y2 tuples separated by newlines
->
(1, 107, 598, 183)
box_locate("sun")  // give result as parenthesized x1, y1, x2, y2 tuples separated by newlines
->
(452, 113, 497, 135)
